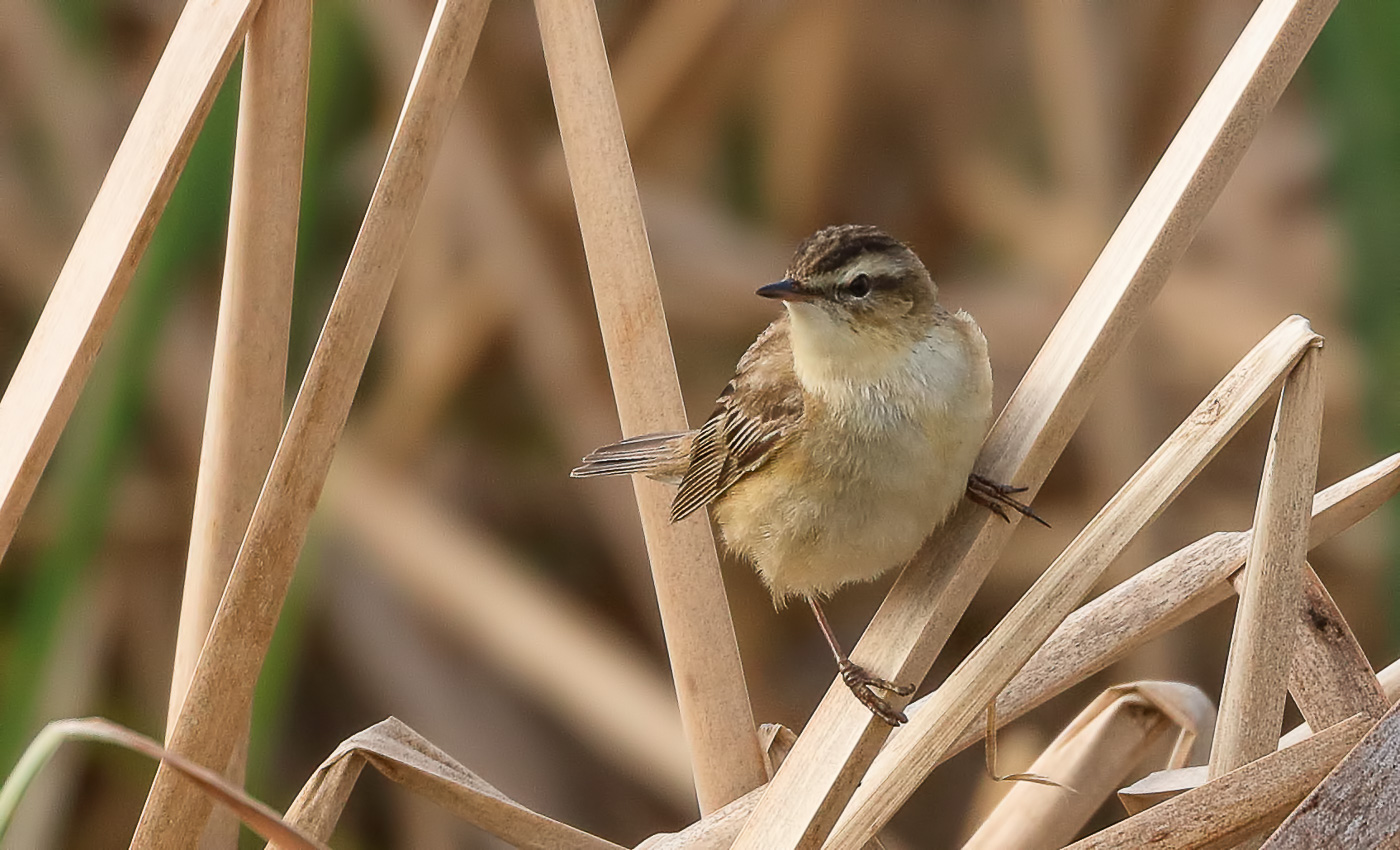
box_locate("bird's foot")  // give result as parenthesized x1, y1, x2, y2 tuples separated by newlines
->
(838, 659, 915, 727)
(967, 473, 1050, 528)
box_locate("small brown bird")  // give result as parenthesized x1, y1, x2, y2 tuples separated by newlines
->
(573, 225, 1041, 725)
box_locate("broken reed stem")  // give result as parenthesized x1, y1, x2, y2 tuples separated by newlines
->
(1212, 344, 1325, 778)
(533, 0, 765, 813)
(129, 3, 491, 846)
(0, 0, 260, 564)
(166, 8, 309, 846)
(826, 317, 1320, 850)
(1065, 714, 1372, 850)
(730, 1, 1338, 845)
(963, 683, 1209, 850)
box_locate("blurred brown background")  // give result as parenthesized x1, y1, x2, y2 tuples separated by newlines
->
(0, 0, 1397, 847)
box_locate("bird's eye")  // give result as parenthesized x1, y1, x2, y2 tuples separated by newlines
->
(847, 273, 871, 298)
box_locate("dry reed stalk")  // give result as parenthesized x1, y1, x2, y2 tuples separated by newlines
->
(0, 0, 260, 564)
(534, 0, 765, 812)
(826, 317, 1319, 850)
(1064, 714, 1372, 850)
(268, 718, 624, 850)
(1263, 564, 1388, 729)
(167, 0, 308, 732)
(129, 2, 491, 845)
(1259, 697, 1400, 848)
(730, 1, 1336, 845)
(963, 682, 1212, 850)
(164, 6, 309, 847)
(324, 447, 694, 806)
(1211, 345, 1324, 778)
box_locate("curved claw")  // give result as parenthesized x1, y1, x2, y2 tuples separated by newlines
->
(967, 473, 1050, 528)
(839, 660, 914, 726)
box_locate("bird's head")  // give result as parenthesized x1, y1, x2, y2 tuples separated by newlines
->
(759, 225, 940, 361)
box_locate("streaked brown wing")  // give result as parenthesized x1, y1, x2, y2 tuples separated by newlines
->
(670, 316, 803, 521)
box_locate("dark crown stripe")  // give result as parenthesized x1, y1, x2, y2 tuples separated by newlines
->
(790, 225, 907, 279)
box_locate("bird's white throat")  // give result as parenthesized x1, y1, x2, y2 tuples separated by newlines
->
(787, 303, 931, 397)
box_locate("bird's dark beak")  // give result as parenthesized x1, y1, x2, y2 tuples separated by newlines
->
(757, 278, 818, 302)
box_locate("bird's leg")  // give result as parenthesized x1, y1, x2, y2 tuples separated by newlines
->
(808, 598, 914, 726)
(966, 473, 1050, 528)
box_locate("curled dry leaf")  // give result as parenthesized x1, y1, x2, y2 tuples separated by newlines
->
(272, 717, 623, 850)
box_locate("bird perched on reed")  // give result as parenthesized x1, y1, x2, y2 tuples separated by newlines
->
(573, 224, 1041, 725)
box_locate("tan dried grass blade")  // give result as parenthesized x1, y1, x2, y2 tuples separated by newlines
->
(1211, 346, 1325, 778)
(534, 0, 765, 813)
(168, 0, 309, 732)
(0, 0, 258, 563)
(0, 718, 325, 850)
(1259, 697, 1400, 848)
(265, 718, 624, 850)
(730, 1, 1337, 844)
(963, 682, 1214, 850)
(324, 447, 694, 805)
(1065, 714, 1371, 850)
(827, 317, 1319, 849)
(130, 2, 491, 846)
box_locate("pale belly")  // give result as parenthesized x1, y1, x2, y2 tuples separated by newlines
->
(713, 405, 984, 600)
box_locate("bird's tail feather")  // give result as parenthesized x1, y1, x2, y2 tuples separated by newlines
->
(571, 431, 692, 482)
